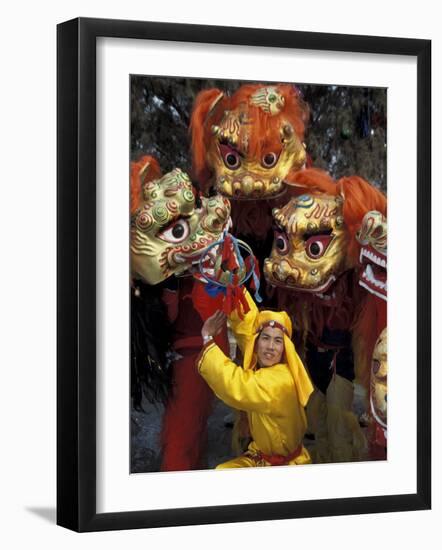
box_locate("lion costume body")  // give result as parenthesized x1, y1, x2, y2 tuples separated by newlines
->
(130, 156, 232, 470)
(264, 168, 387, 462)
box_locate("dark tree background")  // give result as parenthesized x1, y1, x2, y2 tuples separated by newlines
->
(131, 76, 387, 192)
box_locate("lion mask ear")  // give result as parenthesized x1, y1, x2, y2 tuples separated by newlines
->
(190, 88, 225, 186)
(338, 175, 387, 263)
(130, 155, 162, 214)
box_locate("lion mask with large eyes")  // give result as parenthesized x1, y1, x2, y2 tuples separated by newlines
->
(190, 84, 309, 200)
(130, 156, 231, 285)
(264, 169, 387, 296)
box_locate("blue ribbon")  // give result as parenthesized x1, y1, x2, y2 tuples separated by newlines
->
(250, 256, 262, 303)
(205, 282, 226, 297)
(253, 274, 262, 303)
(231, 235, 245, 269)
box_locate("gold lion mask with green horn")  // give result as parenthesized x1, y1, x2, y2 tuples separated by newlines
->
(131, 168, 231, 285)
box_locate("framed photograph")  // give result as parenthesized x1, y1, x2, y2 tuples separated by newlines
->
(57, 17, 431, 532)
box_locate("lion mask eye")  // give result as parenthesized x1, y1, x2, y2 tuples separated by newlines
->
(158, 219, 190, 243)
(273, 229, 289, 255)
(372, 359, 387, 382)
(305, 234, 334, 259)
(261, 151, 280, 168)
(219, 143, 241, 170)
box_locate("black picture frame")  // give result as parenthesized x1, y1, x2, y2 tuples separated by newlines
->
(57, 17, 431, 532)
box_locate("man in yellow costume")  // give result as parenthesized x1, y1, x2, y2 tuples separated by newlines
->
(197, 291, 314, 468)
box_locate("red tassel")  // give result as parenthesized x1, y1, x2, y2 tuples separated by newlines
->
(221, 234, 231, 263)
(223, 284, 233, 316)
(237, 287, 250, 317)
(221, 234, 240, 272)
(221, 284, 250, 320)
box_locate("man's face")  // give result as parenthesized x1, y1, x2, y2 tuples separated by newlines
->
(256, 326, 285, 368)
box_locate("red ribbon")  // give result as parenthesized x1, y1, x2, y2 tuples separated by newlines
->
(222, 285, 250, 319)
(221, 234, 240, 272)
(254, 444, 303, 466)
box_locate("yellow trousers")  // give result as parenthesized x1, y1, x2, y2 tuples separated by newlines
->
(216, 442, 311, 469)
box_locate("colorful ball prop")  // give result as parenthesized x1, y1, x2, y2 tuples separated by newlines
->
(196, 231, 262, 317)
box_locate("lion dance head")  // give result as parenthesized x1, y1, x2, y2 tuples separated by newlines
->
(190, 84, 309, 200)
(130, 156, 231, 285)
(264, 169, 386, 298)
